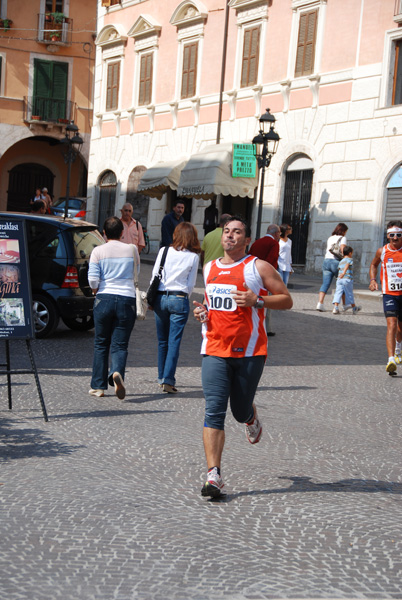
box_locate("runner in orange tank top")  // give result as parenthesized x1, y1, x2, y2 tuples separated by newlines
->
(369, 220, 402, 374)
(193, 216, 293, 498)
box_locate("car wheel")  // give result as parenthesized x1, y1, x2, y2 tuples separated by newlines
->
(62, 315, 95, 331)
(32, 294, 59, 338)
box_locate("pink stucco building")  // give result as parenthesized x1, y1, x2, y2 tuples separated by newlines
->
(88, 0, 402, 281)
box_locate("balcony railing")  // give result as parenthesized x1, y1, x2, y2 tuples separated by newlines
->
(37, 13, 73, 45)
(24, 96, 76, 124)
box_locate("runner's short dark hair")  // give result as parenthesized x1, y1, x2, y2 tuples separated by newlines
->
(224, 215, 251, 238)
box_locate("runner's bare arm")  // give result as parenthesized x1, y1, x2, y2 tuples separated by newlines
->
(369, 248, 382, 291)
(232, 260, 293, 310)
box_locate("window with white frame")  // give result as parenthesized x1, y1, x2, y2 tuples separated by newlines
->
(170, 1, 208, 101)
(289, 0, 327, 79)
(128, 15, 161, 108)
(229, 0, 269, 90)
(95, 24, 127, 114)
(379, 29, 402, 107)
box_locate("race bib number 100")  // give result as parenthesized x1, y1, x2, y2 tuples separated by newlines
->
(206, 283, 237, 311)
(386, 262, 402, 291)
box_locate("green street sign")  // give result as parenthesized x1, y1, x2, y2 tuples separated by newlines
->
(232, 143, 257, 178)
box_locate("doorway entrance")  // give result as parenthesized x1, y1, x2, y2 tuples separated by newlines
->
(98, 170, 117, 227)
(281, 157, 313, 265)
(7, 163, 54, 212)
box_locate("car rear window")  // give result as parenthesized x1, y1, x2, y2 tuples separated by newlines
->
(68, 228, 105, 259)
(54, 198, 86, 210)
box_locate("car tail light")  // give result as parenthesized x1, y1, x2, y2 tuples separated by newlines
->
(75, 210, 86, 218)
(62, 266, 79, 288)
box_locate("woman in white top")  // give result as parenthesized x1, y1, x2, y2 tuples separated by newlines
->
(151, 222, 200, 393)
(278, 224, 293, 286)
(317, 222, 348, 311)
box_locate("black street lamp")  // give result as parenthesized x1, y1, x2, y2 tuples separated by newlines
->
(252, 108, 280, 240)
(60, 122, 83, 219)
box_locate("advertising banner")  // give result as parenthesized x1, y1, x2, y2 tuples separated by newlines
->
(232, 143, 257, 178)
(0, 218, 34, 339)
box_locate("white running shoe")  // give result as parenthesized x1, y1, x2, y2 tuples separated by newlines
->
(386, 358, 397, 374)
(201, 467, 224, 498)
(89, 388, 104, 397)
(316, 302, 325, 312)
(342, 304, 352, 312)
(245, 406, 262, 444)
(394, 353, 402, 365)
(332, 306, 339, 314)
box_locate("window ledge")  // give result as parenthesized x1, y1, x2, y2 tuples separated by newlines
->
(394, 13, 402, 23)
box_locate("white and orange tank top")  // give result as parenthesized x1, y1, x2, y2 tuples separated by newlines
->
(380, 244, 402, 295)
(200, 255, 268, 358)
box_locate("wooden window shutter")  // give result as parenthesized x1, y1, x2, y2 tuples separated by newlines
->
(106, 62, 120, 111)
(181, 42, 198, 99)
(102, 0, 111, 7)
(392, 40, 402, 105)
(241, 26, 260, 88)
(139, 53, 153, 106)
(295, 9, 317, 77)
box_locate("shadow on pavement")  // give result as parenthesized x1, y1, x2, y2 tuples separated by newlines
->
(211, 475, 402, 503)
(0, 415, 84, 461)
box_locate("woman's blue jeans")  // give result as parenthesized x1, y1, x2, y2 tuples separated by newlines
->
(278, 268, 290, 286)
(320, 258, 340, 294)
(91, 293, 136, 390)
(153, 292, 190, 386)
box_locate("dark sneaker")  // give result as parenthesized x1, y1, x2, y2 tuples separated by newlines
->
(112, 372, 125, 399)
(245, 406, 262, 444)
(201, 467, 224, 498)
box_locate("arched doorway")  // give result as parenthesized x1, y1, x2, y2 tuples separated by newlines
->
(281, 156, 314, 265)
(127, 166, 150, 227)
(98, 170, 117, 227)
(7, 163, 54, 212)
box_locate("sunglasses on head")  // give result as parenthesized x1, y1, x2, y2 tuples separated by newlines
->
(388, 232, 402, 238)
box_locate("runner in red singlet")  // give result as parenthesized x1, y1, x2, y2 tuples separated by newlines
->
(193, 217, 293, 498)
(369, 220, 402, 374)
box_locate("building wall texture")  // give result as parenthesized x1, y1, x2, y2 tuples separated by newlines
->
(88, 0, 402, 282)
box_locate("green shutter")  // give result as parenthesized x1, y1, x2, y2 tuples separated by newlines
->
(33, 59, 68, 120)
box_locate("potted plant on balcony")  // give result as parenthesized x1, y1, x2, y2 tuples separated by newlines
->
(31, 115, 42, 121)
(51, 12, 67, 24)
(0, 18, 13, 31)
(51, 31, 61, 41)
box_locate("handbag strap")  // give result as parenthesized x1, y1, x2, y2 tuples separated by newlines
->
(131, 244, 140, 286)
(157, 246, 169, 278)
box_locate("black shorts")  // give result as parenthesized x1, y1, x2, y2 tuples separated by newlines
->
(383, 294, 402, 320)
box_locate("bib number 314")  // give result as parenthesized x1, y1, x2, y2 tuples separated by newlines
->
(206, 284, 237, 311)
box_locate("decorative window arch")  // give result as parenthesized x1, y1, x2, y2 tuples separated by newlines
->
(95, 24, 127, 114)
(170, 1, 208, 103)
(128, 15, 161, 108)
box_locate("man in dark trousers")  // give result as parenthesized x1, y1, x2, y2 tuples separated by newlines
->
(160, 200, 185, 247)
(249, 224, 281, 336)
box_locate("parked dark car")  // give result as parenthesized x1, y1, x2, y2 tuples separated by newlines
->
(50, 197, 87, 220)
(1, 212, 105, 338)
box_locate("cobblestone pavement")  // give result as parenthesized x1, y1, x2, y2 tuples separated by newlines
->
(1, 263, 402, 600)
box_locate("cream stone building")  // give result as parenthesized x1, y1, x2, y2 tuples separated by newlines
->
(88, 0, 402, 281)
(0, 0, 96, 210)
